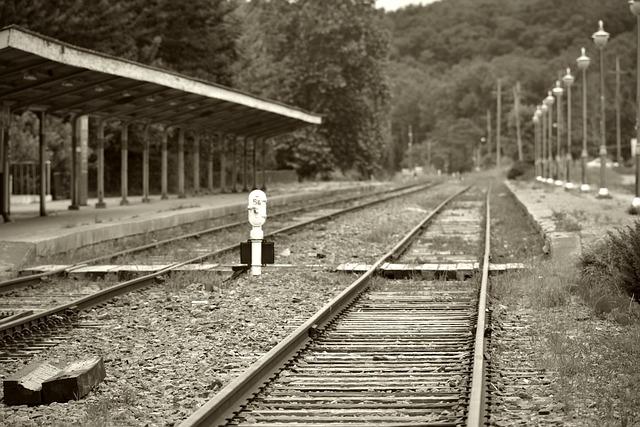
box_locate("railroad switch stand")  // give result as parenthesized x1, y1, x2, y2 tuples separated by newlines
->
(243, 190, 274, 275)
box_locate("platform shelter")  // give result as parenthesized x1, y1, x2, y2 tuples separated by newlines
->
(0, 25, 322, 221)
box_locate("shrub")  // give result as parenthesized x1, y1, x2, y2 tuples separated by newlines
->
(506, 161, 529, 180)
(580, 221, 640, 305)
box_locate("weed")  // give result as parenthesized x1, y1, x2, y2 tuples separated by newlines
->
(578, 220, 640, 322)
(551, 210, 582, 232)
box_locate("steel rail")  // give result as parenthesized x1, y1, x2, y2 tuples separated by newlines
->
(0, 180, 431, 293)
(180, 185, 471, 427)
(466, 185, 492, 426)
(0, 181, 438, 338)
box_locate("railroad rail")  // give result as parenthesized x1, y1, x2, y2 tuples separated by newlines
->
(181, 185, 492, 426)
(0, 180, 439, 346)
(0, 181, 432, 293)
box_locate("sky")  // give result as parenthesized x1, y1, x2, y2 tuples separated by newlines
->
(376, 0, 441, 11)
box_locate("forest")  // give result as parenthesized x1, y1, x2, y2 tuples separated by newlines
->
(0, 0, 638, 190)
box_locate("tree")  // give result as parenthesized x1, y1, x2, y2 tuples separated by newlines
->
(234, 0, 391, 179)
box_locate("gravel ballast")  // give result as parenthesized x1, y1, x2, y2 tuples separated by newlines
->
(0, 181, 466, 426)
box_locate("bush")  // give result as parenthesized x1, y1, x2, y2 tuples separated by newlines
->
(506, 161, 528, 180)
(579, 221, 640, 321)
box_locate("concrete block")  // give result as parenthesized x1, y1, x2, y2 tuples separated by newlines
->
(0, 241, 35, 271)
(548, 232, 582, 262)
(41, 356, 105, 403)
(3, 362, 61, 406)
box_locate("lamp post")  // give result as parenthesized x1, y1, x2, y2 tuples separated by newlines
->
(552, 80, 564, 186)
(480, 136, 486, 170)
(563, 68, 575, 189)
(544, 91, 555, 184)
(533, 107, 542, 180)
(629, 1, 640, 213)
(576, 47, 591, 192)
(541, 102, 549, 181)
(593, 20, 611, 198)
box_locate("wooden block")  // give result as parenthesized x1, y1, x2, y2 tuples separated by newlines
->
(41, 356, 105, 403)
(3, 362, 62, 406)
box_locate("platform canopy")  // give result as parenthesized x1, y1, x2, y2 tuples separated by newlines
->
(0, 25, 322, 137)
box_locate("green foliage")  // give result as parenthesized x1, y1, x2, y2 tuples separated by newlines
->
(579, 221, 640, 318)
(506, 161, 528, 180)
(235, 0, 390, 179)
(0, 0, 239, 83)
(273, 129, 334, 181)
(386, 0, 638, 174)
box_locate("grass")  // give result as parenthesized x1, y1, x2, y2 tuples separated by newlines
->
(550, 210, 582, 232)
(584, 164, 635, 195)
(82, 385, 140, 426)
(491, 260, 572, 309)
(491, 256, 640, 423)
(578, 220, 640, 324)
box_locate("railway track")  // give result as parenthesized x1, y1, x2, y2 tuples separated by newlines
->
(0, 180, 440, 353)
(182, 185, 492, 426)
(1, 181, 431, 293)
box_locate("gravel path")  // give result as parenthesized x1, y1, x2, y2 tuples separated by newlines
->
(0, 181, 465, 426)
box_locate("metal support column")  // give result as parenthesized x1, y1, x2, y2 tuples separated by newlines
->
(38, 111, 47, 216)
(193, 133, 200, 194)
(142, 124, 150, 203)
(242, 137, 248, 191)
(252, 138, 257, 189)
(0, 105, 10, 222)
(69, 116, 80, 210)
(96, 119, 106, 208)
(496, 79, 502, 169)
(231, 138, 237, 193)
(120, 122, 129, 205)
(207, 135, 214, 192)
(220, 135, 227, 193)
(262, 138, 267, 191)
(178, 127, 185, 198)
(161, 128, 168, 200)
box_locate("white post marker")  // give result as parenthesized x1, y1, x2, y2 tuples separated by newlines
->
(247, 189, 267, 276)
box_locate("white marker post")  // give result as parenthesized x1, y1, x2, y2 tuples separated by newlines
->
(247, 189, 267, 276)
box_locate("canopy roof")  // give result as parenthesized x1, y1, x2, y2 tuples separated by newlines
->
(0, 25, 322, 138)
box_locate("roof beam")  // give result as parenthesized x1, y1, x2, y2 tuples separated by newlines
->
(101, 91, 192, 120)
(0, 69, 89, 98)
(129, 98, 225, 125)
(0, 58, 50, 80)
(12, 75, 121, 111)
(178, 107, 277, 131)
(201, 115, 296, 137)
(49, 81, 148, 114)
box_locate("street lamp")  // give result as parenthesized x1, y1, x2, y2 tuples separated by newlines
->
(544, 91, 555, 184)
(576, 47, 591, 192)
(552, 80, 564, 186)
(563, 68, 575, 189)
(480, 136, 486, 171)
(541, 102, 549, 181)
(593, 20, 611, 198)
(629, 1, 640, 213)
(533, 107, 542, 181)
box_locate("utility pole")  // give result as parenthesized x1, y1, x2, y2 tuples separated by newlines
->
(496, 79, 502, 169)
(486, 109, 492, 164)
(514, 81, 523, 161)
(616, 56, 622, 164)
(408, 125, 413, 173)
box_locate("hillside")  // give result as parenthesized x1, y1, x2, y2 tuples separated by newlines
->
(385, 0, 637, 172)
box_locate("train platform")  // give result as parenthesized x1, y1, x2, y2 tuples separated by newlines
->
(0, 181, 385, 272)
(505, 179, 638, 262)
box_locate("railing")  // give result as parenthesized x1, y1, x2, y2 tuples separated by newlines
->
(10, 161, 51, 195)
